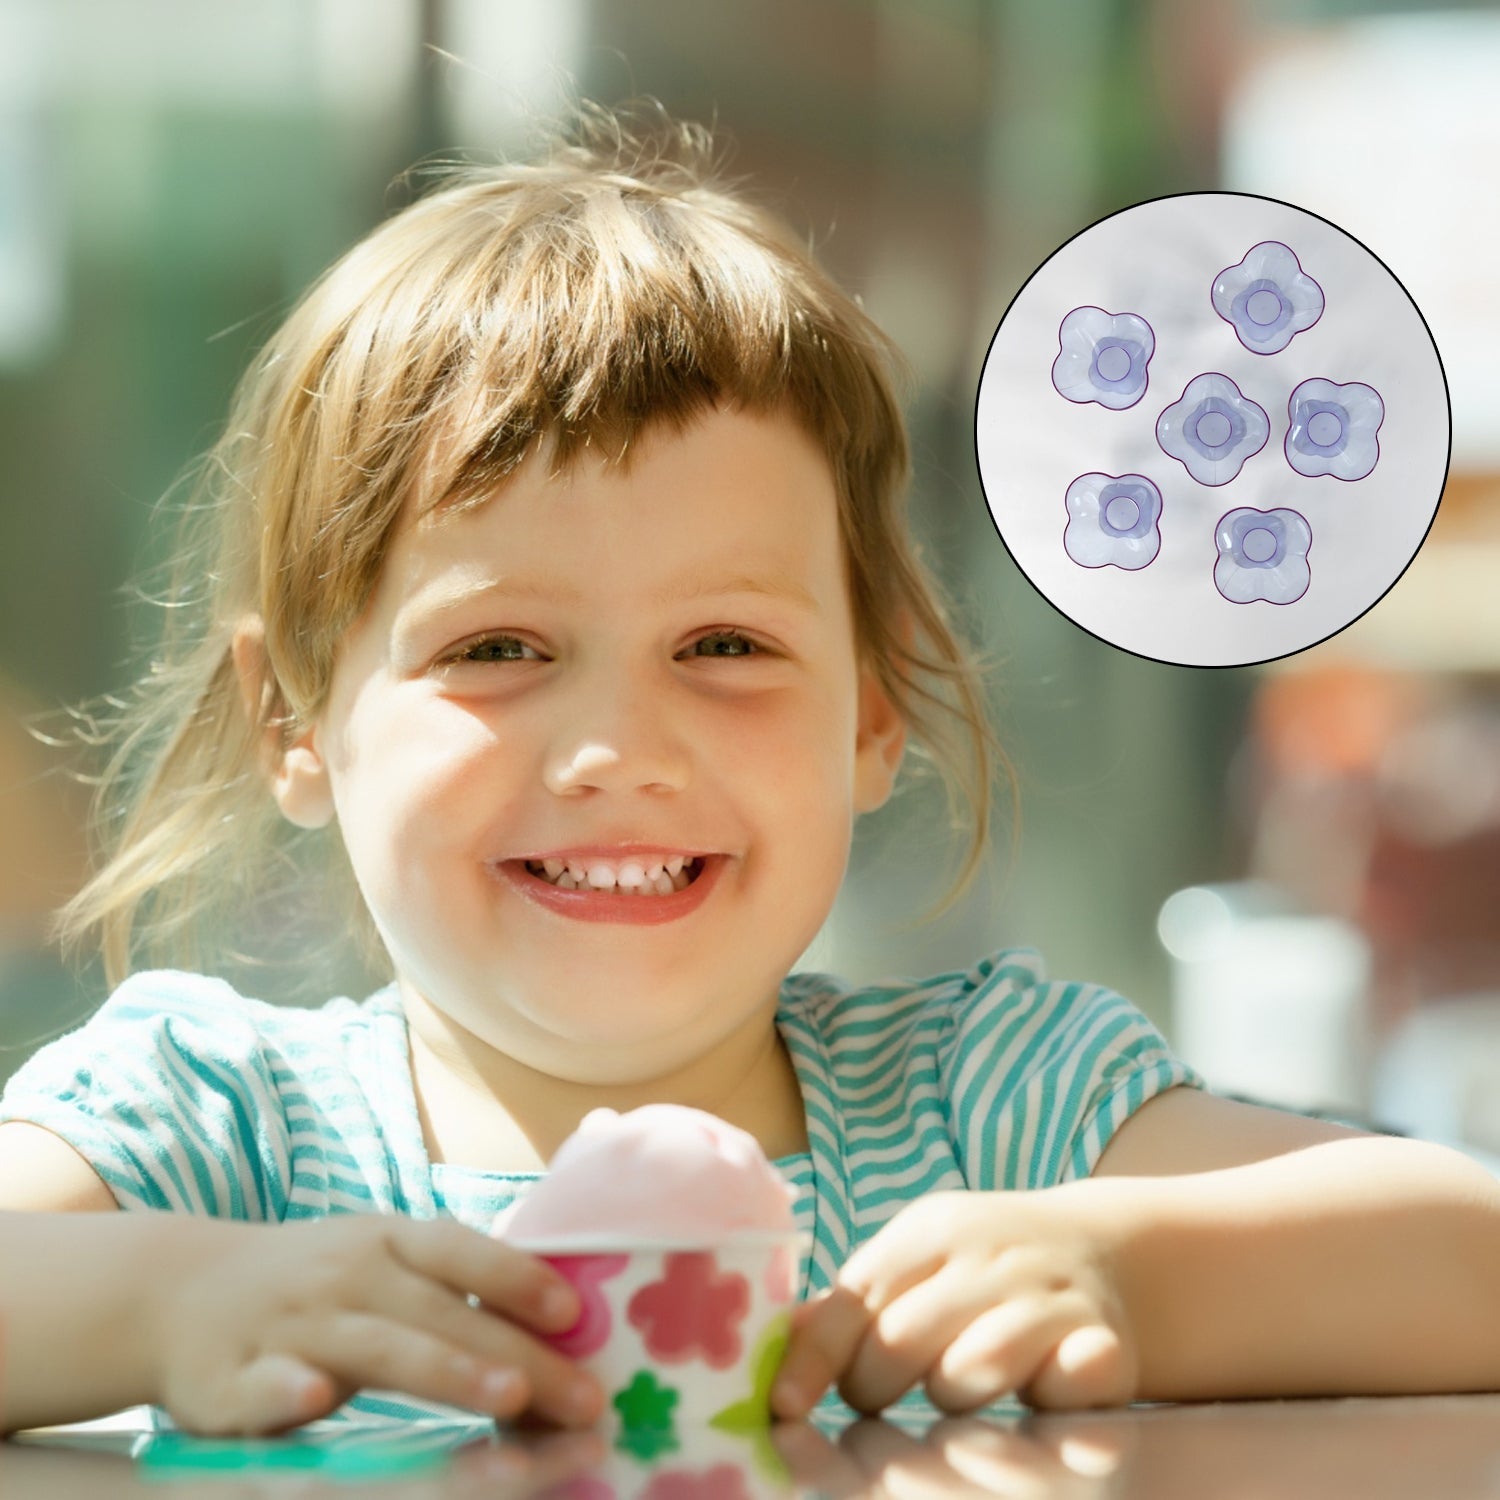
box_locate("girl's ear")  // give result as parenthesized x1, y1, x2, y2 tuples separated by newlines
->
(230, 616, 336, 830)
(852, 612, 912, 816)
(852, 666, 906, 815)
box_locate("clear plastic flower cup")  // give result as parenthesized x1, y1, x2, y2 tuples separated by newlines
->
(506, 1227, 810, 1440)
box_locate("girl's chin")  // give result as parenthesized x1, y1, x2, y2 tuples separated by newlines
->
(474, 964, 709, 1022)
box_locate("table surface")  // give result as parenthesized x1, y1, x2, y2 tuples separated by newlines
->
(5, 1393, 1500, 1497)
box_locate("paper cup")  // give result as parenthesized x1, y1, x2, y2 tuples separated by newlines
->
(507, 1230, 808, 1442)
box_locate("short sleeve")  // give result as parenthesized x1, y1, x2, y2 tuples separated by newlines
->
(941, 948, 1208, 1191)
(0, 971, 292, 1219)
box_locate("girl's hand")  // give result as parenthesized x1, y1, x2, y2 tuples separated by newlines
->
(771, 1184, 1140, 1419)
(148, 1215, 604, 1436)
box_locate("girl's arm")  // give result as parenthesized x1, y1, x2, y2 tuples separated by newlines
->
(0, 1207, 217, 1432)
(1108, 1136, 1500, 1400)
(774, 1138, 1500, 1419)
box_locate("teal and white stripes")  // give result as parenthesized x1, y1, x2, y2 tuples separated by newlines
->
(0, 948, 1205, 1429)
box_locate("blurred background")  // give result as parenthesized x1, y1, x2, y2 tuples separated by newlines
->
(3, 0, 1498, 1167)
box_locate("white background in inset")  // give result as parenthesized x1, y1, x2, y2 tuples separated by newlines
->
(974, 192, 1448, 668)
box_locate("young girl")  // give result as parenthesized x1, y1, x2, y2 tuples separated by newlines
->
(3, 111, 1498, 1441)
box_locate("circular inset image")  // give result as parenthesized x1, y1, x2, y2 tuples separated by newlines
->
(974, 192, 1449, 668)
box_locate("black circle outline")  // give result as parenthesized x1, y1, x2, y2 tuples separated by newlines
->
(972, 189, 1453, 671)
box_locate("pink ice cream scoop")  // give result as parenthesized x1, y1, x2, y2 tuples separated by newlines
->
(497, 1103, 798, 1246)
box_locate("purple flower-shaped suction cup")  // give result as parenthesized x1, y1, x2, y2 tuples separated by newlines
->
(1156, 372, 1269, 486)
(1052, 306, 1155, 410)
(1211, 242, 1324, 355)
(1285, 377, 1384, 481)
(1214, 506, 1312, 605)
(1063, 472, 1163, 570)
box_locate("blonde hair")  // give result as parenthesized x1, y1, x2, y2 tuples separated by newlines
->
(47, 106, 1017, 995)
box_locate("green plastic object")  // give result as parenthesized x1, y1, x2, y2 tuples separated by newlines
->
(137, 1431, 452, 1481)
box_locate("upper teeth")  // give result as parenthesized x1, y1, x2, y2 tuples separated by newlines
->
(525, 855, 699, 893)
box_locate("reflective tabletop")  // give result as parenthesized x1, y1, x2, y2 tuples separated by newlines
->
(5, 1393, 1500, 1498)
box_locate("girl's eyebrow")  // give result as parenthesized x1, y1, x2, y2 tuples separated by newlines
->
(395, 570, 824, 628)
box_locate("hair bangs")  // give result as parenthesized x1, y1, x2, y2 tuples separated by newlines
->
(399, 175, 887, 523)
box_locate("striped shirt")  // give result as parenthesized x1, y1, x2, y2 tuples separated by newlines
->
(0, 947, 1206, 1432)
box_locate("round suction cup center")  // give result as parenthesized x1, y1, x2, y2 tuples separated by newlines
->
(1096, 345, 1131, 382)
(1242, 527, 1278, 564)
(1196, 410, 1232, 448)
(1246, 289, 1282, 326)
(1307, 410, 1343, 447)
(1104, 494, 1140, 531)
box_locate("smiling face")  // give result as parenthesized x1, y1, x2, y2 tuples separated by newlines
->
(249, 404, 907, 1088)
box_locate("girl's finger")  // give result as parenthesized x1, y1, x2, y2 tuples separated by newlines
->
(229, 1352, 343, 1435)
(163, 1349, 347, 1438)
(836, 1197, 956, 1306)
(388, 1217, 578, 1332)
(773, 1282, 872, 1419)
(380, 1219, 606, 1423)
(1022, 1323, 1135, 1411)
(834, 1260, 1018, 1415)
(372, 1257, 599, 1424)
(272, 1309, 539, 1423)
(922, 1295, 1094, 1414)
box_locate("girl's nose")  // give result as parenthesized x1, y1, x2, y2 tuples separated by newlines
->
(544, 740, 688, 796)
(541, 677, 692, 797)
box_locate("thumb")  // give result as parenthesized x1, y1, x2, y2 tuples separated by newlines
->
(789, 1289, 832, 1331)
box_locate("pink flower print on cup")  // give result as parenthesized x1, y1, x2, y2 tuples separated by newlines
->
(764, 1241, 797, 1306)
(629, 1252, 751, 1369)
(538, 1252, 630, 1359)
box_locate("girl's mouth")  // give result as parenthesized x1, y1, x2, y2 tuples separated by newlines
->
(495, 854, 723, 926)
(521, 855, 704, 895)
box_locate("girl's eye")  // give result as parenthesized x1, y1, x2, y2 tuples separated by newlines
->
(451, 634, 538, 664)
(446, 630, 766, 665)
(690, 630, 763, 658)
